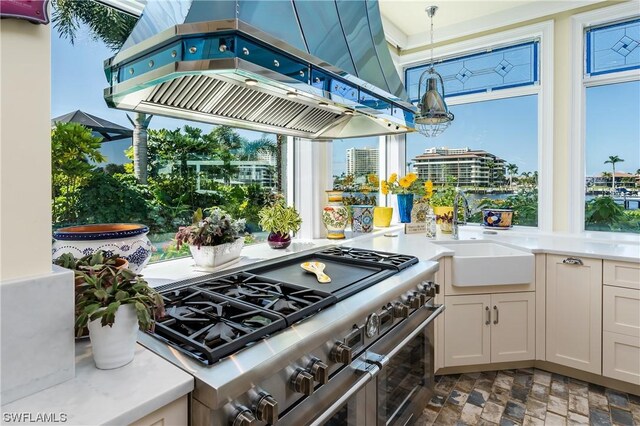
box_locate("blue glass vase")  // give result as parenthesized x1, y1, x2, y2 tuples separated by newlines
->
(397, 193, 414, 223)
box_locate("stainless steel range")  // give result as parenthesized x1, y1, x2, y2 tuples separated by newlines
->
(139, 246, 443, 425)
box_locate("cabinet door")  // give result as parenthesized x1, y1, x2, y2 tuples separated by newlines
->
(129, 395, 188, 426)
(491, 292, 535, 363)
(603, 285, 640, 337)
(546, 255, 602, 374)
(603, 332, 640, 385)
(444, 294, 491, 367)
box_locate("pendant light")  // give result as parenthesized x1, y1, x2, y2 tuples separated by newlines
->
(414, 6, 454, 137)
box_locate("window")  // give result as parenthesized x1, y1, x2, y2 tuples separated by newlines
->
(51, 16, 287, 263)
(581, 16, 640, 234)
(332, 137, 381, 212)
(403, 32, 546, 228)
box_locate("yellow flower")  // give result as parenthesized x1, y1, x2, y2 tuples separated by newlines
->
(380, 181, 389, 195)
(399, 177, 411, 189)
(388, 173, 397, 184)
(368, 174, 378, 185)
(406, 172, 418, 183)
(424, 180, 433, 199)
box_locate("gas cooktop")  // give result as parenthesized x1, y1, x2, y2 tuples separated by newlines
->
(147, 246, 419, 365)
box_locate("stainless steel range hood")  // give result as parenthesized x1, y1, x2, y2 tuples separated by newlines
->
(104, 0, 416, 139)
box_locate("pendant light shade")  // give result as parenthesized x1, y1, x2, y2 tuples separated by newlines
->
(415, 6, 454, 137)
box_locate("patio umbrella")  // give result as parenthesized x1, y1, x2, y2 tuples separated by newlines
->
(51, 110, 132, 142)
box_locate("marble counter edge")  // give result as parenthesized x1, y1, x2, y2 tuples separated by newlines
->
(1, 341, 194, 426)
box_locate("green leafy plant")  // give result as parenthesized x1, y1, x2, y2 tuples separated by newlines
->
(258, 195, 302, 235)
(54, 251, 164, 337)
(429, 176, 458, 207)
(585, 196, 626, 231)
(175, 207, 246, 249)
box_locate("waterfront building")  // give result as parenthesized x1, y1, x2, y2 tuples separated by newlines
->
(412, 147, 506, 187)
(346, 147, 379, 178)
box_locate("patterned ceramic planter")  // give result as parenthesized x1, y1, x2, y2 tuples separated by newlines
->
(482, 208, 513, 229)
(433, 206, 454, 233)
(52, 224, 152, 273)
(322, 191, 349, 239)
(396, 193, 414, 223)
(189, 237, 244, 268)
(373, 207, 393, 227)
(351, 205, 374, 233)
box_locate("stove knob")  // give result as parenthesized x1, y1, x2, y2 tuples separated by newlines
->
(409, 293, 423, 309)
(255, 393, 278, 424)
(232, 406, 256, 426)
(419, 281, 440, 297)
(308, 358, 329, 384)
(330, 342, 352, 364)
(393, 302, 409, 319)
(290, 368, 314, 396)
(415, 291, 427, 306)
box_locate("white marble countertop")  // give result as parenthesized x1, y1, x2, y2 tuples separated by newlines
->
(1, 340, 194, 426)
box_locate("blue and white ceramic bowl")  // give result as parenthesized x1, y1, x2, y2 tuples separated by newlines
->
(482, 209, 514, 229)
(52, 224, 153, 273)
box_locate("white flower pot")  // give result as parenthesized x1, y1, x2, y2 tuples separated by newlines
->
(87, 304, 138, 370)
(189, 238, 244, 268)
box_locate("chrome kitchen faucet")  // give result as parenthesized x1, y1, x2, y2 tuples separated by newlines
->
(453, 189, 470, 240)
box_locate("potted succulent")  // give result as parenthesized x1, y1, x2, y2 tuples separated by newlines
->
(54, 251, 164, 369)
(175, 207, 246, 268)
(429, 176, 458, 233)
(258, 195, 302, 249)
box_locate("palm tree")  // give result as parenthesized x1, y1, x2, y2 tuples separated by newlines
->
(506, 163, 519, 188)
(604, 155, 624, 194)
(52, 0, 152, 184)
(486, 160, 496, 188)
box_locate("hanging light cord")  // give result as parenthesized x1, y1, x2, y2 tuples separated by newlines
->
(429, 9, 435, 73)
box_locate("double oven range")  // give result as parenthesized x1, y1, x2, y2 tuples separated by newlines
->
(139, 246, 443, 425)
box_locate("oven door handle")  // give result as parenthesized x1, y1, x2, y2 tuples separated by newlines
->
(375, 304, 445, 369)
(309, 364, 379, 426)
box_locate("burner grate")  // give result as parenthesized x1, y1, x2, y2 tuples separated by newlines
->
(317, 247, 419, 270)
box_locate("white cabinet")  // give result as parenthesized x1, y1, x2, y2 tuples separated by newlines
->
(129, 395, 188, 426)
(602, 262, 640, 385)
(546, 255, 602, 375)
(444, 292, 535, 367)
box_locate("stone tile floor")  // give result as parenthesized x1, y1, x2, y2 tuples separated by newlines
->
(417, 369, 640, 425)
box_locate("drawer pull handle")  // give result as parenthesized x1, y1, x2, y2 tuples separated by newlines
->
(493, 306, 499, 324)
(562, 257, 583, 266)
(485, 306, 490, 325)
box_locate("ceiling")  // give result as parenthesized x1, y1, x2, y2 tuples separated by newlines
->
(99, 0, 608, 52)
(378, 0, 606, 50)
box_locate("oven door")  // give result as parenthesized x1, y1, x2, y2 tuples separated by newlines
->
(299, 303, 444, 426)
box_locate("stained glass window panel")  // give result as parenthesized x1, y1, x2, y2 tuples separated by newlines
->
(586, 19, 640, 76)
(405, 41, 539, 101)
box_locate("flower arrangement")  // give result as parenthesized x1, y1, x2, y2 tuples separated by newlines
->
(380, 172, 433, 198)
(175, 207, 246, 249)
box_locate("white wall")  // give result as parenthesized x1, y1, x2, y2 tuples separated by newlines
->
(0, 19, 52, 281)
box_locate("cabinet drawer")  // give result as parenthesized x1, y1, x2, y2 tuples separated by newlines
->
(604, 261, 640, 290)
(603, 331, 640, 386)
(603, 286, 640, 337)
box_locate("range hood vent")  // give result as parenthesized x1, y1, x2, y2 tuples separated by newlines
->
(104, 0, 416, 139)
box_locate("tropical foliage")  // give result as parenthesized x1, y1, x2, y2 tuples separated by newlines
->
(258, 195, 302, 235)
(175, 208, 246, 249)
(585, 196, 639, 233)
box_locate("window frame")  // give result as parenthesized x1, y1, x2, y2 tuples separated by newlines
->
(396, 21, 554, 231)
(569, 3, 640, 236)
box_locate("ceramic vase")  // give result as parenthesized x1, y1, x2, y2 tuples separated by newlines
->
(322, 191, 349, 239)
(87, 304, 138, 369)
(433, 206, 454, 233)
(189, 237, 244, 268)
(52, 223, 152, 273)
(482, 209, 513, 229)
(396, 193, 414, 223)
(373, 207, 393, 228)
(267, 232, 291, 249)
(351, 205, 374, 233)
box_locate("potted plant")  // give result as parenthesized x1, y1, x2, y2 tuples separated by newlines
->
(175, 207, 246, 268)
(380, 172, 430, 223)
(55, 251, 164, 370)
(429, 176, 458, 232)
(258, 194, 302, 249)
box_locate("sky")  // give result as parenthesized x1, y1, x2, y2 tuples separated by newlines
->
(52, 22, 639, 177)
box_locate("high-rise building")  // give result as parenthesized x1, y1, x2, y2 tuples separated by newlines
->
(346, 147, 379, 177)
(412, 147, 506, 187)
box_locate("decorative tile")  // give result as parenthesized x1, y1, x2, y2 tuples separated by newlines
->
(468, 389, 491, 408)
(494, 373, 515, 391)
(511, 385, 529, 404)
(490, 387, 512, 405)
(606, 389, 630, 410)
(523, 415, 545, 426)
(551, 380, 569, 399)
(530, 383, 549, 401)
(504, 401, 526, 422)
(546, 411, 568, 425)
(548, 395, 568, 417)
(552, 373, 569, 383)
(417, 407, 439, 425)
(590, 392, 611, 412)
(609, 407, 633, 426)
(499, 416, 520, 426)
(449, 389, 470, 406)
(460, 402, 484, 425)
(427, 394, 447, 409)
(567, 379, 589, 398)
(457, 375, 478, 392)
(476, 378, 495, 392)
(628, 393, 640, 406)
(481, 401, 506, 423)
(590, 408, 613, 426)
(435, 403, 463, 425)
(514, 373, 533, 389)
(569, 394, 589, 416)
(533, 369, 552, 386)
(567, 411, 589, 425)
(477, 419, 500, 426)
(589, 383, 607, 395)
(526, 398, 547, 420)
